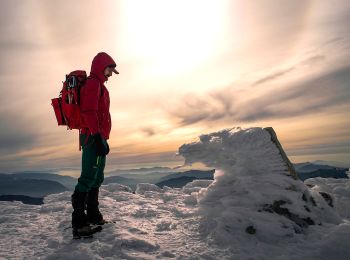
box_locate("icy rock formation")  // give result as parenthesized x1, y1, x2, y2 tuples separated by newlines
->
(178, 127, 341, 246)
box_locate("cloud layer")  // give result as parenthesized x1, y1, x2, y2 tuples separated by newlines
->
(167, 59, 350, 125)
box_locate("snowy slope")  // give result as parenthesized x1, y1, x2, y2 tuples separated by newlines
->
(0, 127, 350, 259)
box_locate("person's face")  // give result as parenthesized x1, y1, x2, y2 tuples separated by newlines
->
(104, 66, 115, 78)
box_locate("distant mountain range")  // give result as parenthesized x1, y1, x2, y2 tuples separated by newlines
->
(115, 171, 174, 183)
(0, 174, 68, 197)
(156, 176, 209, 188)
(297, 169, 349, 181)
(10, 172, 77, 190)
(0, 162, 348, 204)
(294, 162, 348, 172)
(159, 169, 215, 181)
(155, 169, 215, 188)
(311, 160, 350, 168)
(0, 195, 44, 205)
(104, 169, 215, 190)
(293, 162, 349, 181)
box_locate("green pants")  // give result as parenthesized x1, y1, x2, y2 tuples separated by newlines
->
(75, 134, 106, 192)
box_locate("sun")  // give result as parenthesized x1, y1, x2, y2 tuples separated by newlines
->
(119, 0, 228, 76)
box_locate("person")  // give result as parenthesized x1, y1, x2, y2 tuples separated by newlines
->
(71, 52, 119, 238)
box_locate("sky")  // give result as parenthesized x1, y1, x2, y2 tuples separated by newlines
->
(0, 0, 350, 173)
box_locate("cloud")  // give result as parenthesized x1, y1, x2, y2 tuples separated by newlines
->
(325, 37, 344, 45)
(0, 1, 44, 76)
(252, 55, 326, 86)
(38, 1, 102, 47)
(0, 112, 38, 153)
(253, 67, 295, 86)
(288, 142, 350, 156)
(300, 55, 326, 66)
(167, 64, 350, 126)
(141, 127, 156, 137)
(108, 151, 182, 167)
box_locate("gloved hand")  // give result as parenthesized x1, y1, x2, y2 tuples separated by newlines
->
(92, 133, 108, 156)
(105, 141, 110, 155)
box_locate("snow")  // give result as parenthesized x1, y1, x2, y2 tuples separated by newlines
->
(1, 127, 350, 259)
(305, 177, 350, 219)
(0, 184, 217, 259)
(135, 183, 163, 195)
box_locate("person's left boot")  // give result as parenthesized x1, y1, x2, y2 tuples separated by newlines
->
(86, 187, 106, 225)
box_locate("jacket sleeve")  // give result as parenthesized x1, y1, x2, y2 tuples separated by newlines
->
(80, 79, 100, 135)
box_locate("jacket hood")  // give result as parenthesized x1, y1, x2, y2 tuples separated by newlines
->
(90, 52, 117, 83)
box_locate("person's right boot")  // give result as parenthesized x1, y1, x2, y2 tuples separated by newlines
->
(71, 190, 99, 239)
(86, 187, 106, 225)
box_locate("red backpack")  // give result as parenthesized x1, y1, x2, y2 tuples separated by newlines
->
(51, 70, 87, 130)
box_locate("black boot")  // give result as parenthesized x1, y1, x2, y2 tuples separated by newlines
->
(86, 187, 105, 225)
(72, 190, 100, 239)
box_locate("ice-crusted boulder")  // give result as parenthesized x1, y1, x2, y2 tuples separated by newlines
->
(178, 127, 342, 245)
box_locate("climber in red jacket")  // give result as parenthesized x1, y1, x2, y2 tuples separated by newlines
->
(71, 52, 119, 239)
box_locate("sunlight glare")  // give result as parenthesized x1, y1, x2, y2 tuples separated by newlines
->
(120, 0, 228, 76)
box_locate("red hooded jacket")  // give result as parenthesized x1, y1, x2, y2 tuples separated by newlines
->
(80, 52, 116, 140)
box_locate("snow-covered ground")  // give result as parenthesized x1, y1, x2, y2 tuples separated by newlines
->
(0, 127, 349, 259)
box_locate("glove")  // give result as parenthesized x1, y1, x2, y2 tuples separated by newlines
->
(93, 133, 108, 156)
(105, 141, 110, 155)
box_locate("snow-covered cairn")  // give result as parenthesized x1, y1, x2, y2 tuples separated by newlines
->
(178, 127, 341, 245)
